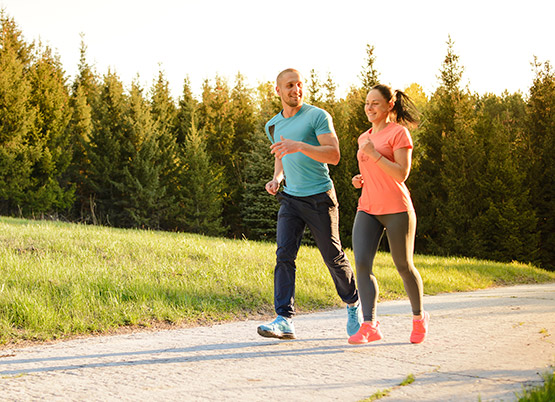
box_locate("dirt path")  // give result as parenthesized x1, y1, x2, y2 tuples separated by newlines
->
(1, 283, 554, 401)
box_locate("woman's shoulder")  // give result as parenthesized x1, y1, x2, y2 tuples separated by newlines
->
(389, 123, 413, 147)
(389, 122, 409, 133)
(387, 123, 412, 140)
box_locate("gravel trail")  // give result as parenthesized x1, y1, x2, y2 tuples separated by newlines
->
(1, 283, 554, 401)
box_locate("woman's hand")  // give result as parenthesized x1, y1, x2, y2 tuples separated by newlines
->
(360, 138, 380, 161)
(352, 174, 364, 189)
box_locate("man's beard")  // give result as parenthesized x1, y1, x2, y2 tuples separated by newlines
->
(284, 97, 302, 107)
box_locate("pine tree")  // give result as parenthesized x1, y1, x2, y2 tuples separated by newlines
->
(198, 76, 238, 235)
(198, 76, 234, 164)
(230, 72, 256, 160)
(0, 11, 33, 64)
(360, 44, 379, 92)
(241, 81, 282, 241)
(150, 69, 178, 229)
(170, 76, 199, 229)
(324, 72, 338, 106)
(0, 12, 36, 215)
(410, 36, 475, 255)
(523, 59, 555, 270)
(179, 114, 226, 236)
(175, 76, 197, 145)
(306, 69, 324, 107)
(470, 93, 538, 263)
(150, 69, 177, 134)
(27, 43, 74, 214)
(85, 70, 129, 226)
(68, 83, 93, 220)
(228, 72, 257, 236)
(72, 34, 99, 106)
(107, 79, 172, 228)
(67, 36, 98, 221)
(242, 128, 280, 240)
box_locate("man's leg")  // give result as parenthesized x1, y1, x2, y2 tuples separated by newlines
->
(274, 193, 306, 318)
(257, 193, 305, 339)
(305, 188, 358, 304)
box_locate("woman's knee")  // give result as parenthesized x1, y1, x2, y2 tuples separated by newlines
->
(395, 261, 417, 279)
(354, 260, 373, 276)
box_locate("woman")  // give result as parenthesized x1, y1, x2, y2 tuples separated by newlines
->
(348, 84, 428, 345)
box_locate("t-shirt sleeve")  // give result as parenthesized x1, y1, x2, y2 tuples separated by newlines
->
(313, 109, 335, 136)
(265, 122, 276, 144)
(392, 126, 413, 151)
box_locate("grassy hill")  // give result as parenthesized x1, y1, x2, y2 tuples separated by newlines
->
(1, 216, 553, 346)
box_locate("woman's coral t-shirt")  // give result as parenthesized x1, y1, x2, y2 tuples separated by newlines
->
(357, 122, 414, 215)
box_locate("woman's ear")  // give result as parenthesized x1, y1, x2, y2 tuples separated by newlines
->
(389, 100, 395, 111)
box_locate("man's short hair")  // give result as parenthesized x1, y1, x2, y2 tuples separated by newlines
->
(276, 68, 301, 86)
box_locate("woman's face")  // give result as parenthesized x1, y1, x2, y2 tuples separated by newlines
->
(365, 89, 393, 124)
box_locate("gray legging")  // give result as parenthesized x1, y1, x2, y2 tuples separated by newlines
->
(352, 210, 423, 322)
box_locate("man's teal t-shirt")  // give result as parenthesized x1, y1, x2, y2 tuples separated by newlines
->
(265, 104, 334, 197)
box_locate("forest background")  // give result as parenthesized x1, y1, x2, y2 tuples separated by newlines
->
(1, 12, 553, 271)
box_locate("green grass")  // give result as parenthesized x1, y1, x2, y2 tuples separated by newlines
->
(360, 374, 415, 401)
(399, 373, 415, 386)
(361, 388, 391, 401)
(516, 369, 555, 401)
(1, 216, 554, 346)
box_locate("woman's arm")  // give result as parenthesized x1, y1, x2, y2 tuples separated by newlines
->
(360, 138, 412, 182)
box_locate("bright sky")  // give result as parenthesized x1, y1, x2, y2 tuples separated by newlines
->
(1, 0, 554, 100)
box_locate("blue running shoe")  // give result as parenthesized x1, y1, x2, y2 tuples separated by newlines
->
(257, 316, 296, 339)
(346, 303, 363, 336)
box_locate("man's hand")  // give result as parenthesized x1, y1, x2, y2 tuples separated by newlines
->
(271, 134, 340, 165)
(265, 179, 280, 195)
(270, 136, 300, 159)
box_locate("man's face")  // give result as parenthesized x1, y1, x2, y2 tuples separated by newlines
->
(276, 71, 303, 108)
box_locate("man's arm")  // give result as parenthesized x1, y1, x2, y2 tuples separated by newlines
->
(270, 133, 341, 165)
(265, 157, 284, 195)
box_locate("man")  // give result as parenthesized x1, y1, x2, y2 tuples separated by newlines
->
(257, 68, 362, 339)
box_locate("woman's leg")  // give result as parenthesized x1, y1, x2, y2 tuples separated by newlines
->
(352, 211, 384, 322)
(380, 211, 424, 317)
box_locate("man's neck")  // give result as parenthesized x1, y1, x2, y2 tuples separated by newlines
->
(282, 103, 303, 118)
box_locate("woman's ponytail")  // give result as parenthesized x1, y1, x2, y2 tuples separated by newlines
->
(372, 84, 419, 127)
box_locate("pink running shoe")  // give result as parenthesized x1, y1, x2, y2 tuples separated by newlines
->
(410, 311, 429, 344)
(348, 322, 383, 345)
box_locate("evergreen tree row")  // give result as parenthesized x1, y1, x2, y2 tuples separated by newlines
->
(410, 38, 554, 271)
(1, 14, 553, 270)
